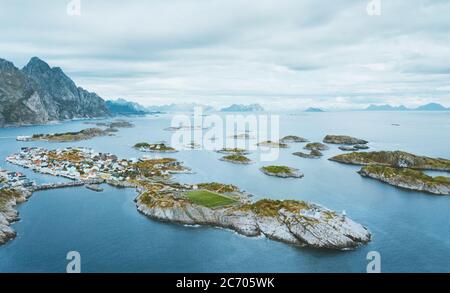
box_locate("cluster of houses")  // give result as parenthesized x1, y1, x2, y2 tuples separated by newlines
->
(5, 147, 183, 183)
(0, 168, 35, 190)
(6, 147, 137, 182)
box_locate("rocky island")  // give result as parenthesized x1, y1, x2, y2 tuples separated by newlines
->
(304, 142, 329, 151)
(339, 145, 370, 152)
(134, 142, 178, 153)
(3, 147, 371, 250)
(260, 165, 304, 178)
(358, 165, 449, 195)
(329, 151, 450, 171)
(229, 133, 253, 140)
(323, 135, 368, 145)
(280, 135, 309, 143)
(23, 127, 112, 142)
(257, 141, 289, 148)
(293, 150, 323, 159)
(17, 120, 134, 142)
(220, 154, 252, 164)
(216, 148, 250, 155)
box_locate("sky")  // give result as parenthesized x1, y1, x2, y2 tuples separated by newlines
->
(1, 0, 450, 110)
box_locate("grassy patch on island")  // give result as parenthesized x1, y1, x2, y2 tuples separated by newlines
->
(186, 190, 238, 208)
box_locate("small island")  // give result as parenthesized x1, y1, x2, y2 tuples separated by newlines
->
(87, 120, 134, 129)
(329, 151, 450, 171)
(293, 149, 323, 159)
(323, 135, 368, 145)
(229, 133, 253, 140)
(257, 141, 289, 148)
(260, 165, 304, 178)
(134, 142, 178, 153)
(358, 165, 449, 195)
(220, 154, 251, 164)
(280, 135, 309, 143)
(18, 120, 135, 142)
(304, 142, 329, 151)
(216, 148, 250, 155)
(24, 127, 112, 142)
(185, 142, 201, 149)
(339, 145, 370, 151)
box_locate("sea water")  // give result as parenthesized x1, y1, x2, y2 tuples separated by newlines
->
(0, 111, 449, 272)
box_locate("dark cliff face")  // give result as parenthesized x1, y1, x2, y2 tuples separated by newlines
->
(0, 57, 110, 127)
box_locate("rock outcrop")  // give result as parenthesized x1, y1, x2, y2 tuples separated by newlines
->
(329, 151, 450, 171)
(0, 188, 31, 244)
(323, 135, 368, 145)
(0, 57, 110, 127)
(358, 165, 450, 195)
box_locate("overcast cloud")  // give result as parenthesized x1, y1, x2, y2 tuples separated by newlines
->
(1, 0, 450, 109)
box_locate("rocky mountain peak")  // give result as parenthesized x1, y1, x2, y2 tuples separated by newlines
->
(22, 56, 52, 74)
(0, 58, 18, 72)
(0, 56, 110, 127)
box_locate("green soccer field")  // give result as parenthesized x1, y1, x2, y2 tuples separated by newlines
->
(185, 190, 238, 208)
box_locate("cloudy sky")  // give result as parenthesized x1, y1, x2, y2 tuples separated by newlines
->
(1, 0, 450, 110)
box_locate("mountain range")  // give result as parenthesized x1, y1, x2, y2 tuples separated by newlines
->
(220, 103, 264, 112)
(365, 103, 449, 111)
(146, 103, 215, 113)
(304, 107, 325, 112)
(0, 57, 109, 127)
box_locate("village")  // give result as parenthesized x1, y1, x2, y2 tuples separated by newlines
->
(5, 147, 182, 183)
(0, 168, 35, 190)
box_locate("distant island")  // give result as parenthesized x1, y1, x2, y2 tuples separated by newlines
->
(365, 103, 449, 111)
(146, 103, 215, 113)
(106, 98, 160, 116)
(17, 120, 133, 142)
(305, 107, 325, 112)
(0, 57, 110, 128)
(220, 104, 264, 112)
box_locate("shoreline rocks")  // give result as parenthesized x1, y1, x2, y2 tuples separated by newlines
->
(0, 188, 31, 245)
(358, 165, 449, 195)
